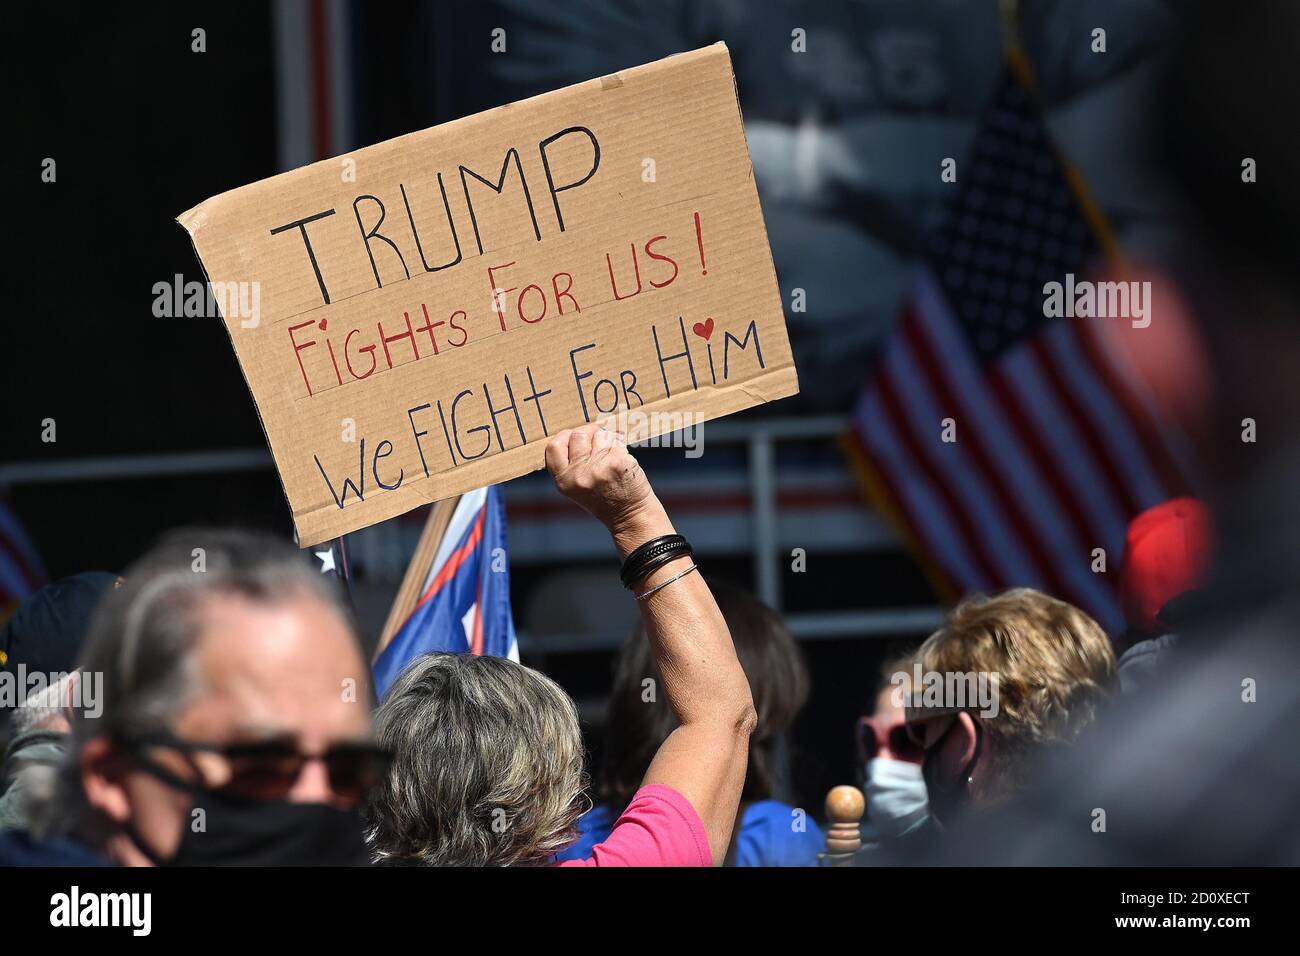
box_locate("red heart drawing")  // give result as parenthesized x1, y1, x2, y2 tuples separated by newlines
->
(318, 318, 328, 331)
(692, 317, 714, 340)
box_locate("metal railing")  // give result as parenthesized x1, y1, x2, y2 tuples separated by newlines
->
(0, 417, 945, 641)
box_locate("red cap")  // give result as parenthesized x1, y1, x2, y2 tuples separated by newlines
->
(1119, 497, 1212, 636)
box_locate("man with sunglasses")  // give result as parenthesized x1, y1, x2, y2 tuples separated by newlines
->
(30, 529, 386, 866)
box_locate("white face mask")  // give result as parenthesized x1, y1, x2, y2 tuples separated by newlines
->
(864, 757, 930, 838)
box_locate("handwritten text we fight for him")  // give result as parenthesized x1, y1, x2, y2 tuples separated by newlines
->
(312, 302, 767, 513)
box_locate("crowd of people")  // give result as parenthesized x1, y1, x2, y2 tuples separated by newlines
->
(0, 414, 1249, 868)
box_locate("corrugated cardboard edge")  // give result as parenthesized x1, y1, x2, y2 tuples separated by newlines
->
(173, 221, 305, 543)
(721, 44, 798, 399)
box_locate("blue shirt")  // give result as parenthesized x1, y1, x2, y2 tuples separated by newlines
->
(0, 830, 109, 866)
(555, 798, 824, 866)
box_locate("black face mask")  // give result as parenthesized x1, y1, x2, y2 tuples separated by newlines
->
(921, 716, 984, 829)
(130, 760, 371, 867)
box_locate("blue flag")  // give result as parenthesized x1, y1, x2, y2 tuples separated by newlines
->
(373, 486, 518, 699)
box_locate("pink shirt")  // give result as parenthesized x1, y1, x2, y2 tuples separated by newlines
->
(555, 784, 712, 867)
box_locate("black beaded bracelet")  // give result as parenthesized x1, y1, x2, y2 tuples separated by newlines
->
(620, 534, 693, 589)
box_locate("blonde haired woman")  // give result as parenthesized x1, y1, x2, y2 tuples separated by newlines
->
(904, 588, 1118, 827)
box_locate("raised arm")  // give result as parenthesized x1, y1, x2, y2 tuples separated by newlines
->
(545, 423, 756, 863)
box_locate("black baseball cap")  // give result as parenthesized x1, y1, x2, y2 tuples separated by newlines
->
(0, 572, 119, 681)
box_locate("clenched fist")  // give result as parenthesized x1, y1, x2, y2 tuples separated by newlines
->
(545, 423, 658, 536)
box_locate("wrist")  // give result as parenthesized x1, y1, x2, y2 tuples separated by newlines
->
(607, 497, 674, 558)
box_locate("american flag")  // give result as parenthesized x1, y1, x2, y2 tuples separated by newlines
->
(846, 66, 1194, 634)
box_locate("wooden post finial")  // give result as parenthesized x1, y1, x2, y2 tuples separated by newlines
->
(823, 785, 865, 859)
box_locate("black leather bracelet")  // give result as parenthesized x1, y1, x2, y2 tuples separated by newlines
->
(620, 534, 693, 589)
(621, 535, 687, 581)
(623, 541, 693, 589)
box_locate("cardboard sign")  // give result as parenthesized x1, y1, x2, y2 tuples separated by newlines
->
(179, 43, 798, 547)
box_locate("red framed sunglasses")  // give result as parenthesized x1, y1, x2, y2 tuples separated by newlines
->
(858, 715, 925, 764)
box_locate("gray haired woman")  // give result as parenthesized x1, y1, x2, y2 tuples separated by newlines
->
(365, 422, 757, 866)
